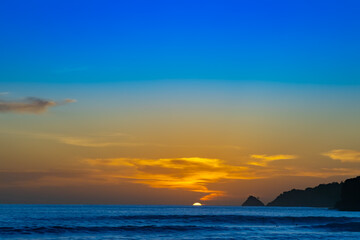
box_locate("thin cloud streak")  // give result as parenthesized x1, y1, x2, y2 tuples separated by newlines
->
(0, 97, 76, 114)
(0, 129, 242, 150)
(0, 169, 94, 187)
(54, 135, 242, 149)
(248, 154, 297, 166)
(0, 130, 142, 148)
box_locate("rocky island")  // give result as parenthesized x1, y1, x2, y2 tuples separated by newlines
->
(242, 196, 265, 206)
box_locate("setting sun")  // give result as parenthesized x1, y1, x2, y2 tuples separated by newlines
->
(193, 202, 202, 206)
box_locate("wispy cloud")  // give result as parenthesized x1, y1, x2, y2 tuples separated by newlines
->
(54, 134, 242, 149)
(3, 129, 243, 150)
(0, 169, 93, 187)
(248, 154, 297, 166)
(0, 130, 145, 148)
(0, 97, 76, 114)
(39, 133, 161, 148)
(323, 149, 360, 163)
(56, 136, 150, 148)
(289, 167, 360, 178)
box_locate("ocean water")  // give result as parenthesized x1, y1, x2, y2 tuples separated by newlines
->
(1, 205, 360, 240)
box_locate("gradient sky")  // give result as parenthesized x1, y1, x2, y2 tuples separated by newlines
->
(1, 0, 360, 205)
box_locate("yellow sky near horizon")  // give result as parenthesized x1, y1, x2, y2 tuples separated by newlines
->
(1, 82, 360, 204)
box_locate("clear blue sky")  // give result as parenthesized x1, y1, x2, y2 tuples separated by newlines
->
(1, 0, 360, 85)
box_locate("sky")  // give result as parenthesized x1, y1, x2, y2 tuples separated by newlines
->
(1, 0, 360, 205)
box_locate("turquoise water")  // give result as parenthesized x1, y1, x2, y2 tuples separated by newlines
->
(1, 205, 360, 239)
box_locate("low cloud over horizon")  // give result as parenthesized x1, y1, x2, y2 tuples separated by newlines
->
(82, 154, 360, 202)
(1, 154, 359, 204)
(0, 97, 76, 114)
(85, 157, 251, 201)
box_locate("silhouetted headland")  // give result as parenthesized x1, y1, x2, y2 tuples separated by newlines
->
(267, 182, 342, 207)
(242, 195, 265, 206)
(335, 176, 360, 211)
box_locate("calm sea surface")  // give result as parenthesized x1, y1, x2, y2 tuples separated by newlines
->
(1, 204, 360, 239)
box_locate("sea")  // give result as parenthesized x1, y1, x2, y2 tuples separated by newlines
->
(1, 205, 360, 240)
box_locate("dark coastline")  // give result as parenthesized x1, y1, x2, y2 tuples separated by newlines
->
(265, 176, 360, 211)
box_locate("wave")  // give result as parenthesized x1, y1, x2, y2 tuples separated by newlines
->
(2, 215, 359, 235)
(0, 225, 226, 235)
(311, 222, 360, 232)
(32, 214, 355, 225)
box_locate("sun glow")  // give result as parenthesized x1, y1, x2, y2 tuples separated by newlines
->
(193, 202, 202, 206)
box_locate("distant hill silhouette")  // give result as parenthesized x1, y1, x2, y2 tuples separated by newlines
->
(335, 176, 360, 211)
(267, 182, 342, 207)
(242, 196, 264, 206)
